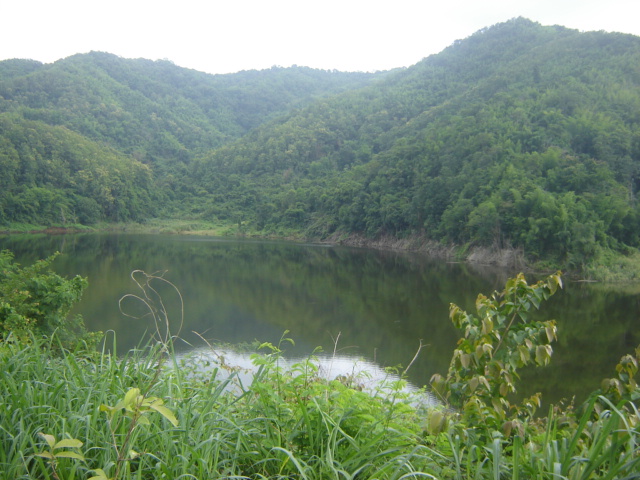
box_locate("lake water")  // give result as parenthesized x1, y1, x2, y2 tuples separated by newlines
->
(1, 232, 639, 407)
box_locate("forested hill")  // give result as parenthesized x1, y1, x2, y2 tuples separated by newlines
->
(191, 18, 640, 269)
(3, 18, 640, 271)
(0, 53, 380, 160)
(0, 53, 381, 223)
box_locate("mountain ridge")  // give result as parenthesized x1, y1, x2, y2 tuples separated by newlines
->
(2, 17, 640, 273)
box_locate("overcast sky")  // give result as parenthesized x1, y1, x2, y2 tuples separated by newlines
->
(1, 0, 638, 75)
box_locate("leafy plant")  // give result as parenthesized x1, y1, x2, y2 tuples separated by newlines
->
(33, 433, 85, 480)
(100, 387, 178, 429)
(431, 272, 563, 434)
(6, 266, 640, 479)
(600, 344, 640, 405)
(98, 386, 179, 480)
(0, 249, 98, 349)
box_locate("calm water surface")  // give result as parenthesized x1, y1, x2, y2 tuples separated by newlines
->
(1, 233, 639, 406)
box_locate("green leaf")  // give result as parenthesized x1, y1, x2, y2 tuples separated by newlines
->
(460, 353, 471, 369)
(39, 433, 56, 449)
(137, 415, 151, 426)
(123, 387, 141, 408)
(517, 345, 531, 364)
(482, 317, 493, 335)
(479, 376, 491, 391)
(148, 400, 179, 427)
(499, 382, 509, 397)
(88, 468, 111, 480)
(545, 325, 556, 343)
(99, 404, 118, 417)
(54, 451, 85, 461)
(34, 451, 55, 460)
(54, 438, 83, 449)
(467, 377, 479, 393)
(427, 410, 446, 435)
(535, 345, 552, 366)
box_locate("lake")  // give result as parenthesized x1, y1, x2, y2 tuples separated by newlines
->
(1, 232, 639, 407)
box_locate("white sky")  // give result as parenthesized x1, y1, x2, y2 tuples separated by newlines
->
(1, 0, 639, 75)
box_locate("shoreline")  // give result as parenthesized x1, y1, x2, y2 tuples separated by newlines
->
(3, 221, 640, 282)
(324, 232, 528, 270)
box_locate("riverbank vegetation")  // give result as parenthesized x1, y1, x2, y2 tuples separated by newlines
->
(1, 253, 639, 478)
(3, 19, 640, 279)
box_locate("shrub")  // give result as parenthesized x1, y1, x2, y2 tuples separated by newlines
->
(0, 249, 98, 349)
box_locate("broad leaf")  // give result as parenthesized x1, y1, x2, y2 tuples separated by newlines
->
(88, 468, 111, 480)
(54, 451, 85, 461)
(123, 387, 141, 408)
(54, 438, 83, 449)
(148, 400, 179, 427)
(34, 451, 55, 460)
(39, 433, 56, 449)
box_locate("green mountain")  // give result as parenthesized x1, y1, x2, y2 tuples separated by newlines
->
(3, 18, 640, 271)
(191, 18, 640, 268)
(0, 52, 379, 161)
(0, 53, 381, 223)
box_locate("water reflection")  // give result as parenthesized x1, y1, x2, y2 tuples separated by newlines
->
(1, 232, 638, 408)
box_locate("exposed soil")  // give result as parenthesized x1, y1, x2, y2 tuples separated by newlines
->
(326, 233, 527, 270)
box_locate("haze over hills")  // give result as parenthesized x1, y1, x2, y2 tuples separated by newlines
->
(2, 17, 640, 271)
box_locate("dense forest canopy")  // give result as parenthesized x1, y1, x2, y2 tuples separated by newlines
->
(0, 52, 381, 222)
(2, 18, 640, 270)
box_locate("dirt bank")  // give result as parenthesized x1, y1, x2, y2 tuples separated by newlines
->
(327, 233, 527, 269)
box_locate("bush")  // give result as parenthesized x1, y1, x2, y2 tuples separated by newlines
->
(0, 249, 98, 349)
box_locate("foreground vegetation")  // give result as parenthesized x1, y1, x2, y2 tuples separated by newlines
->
(1, 252, 639, 479)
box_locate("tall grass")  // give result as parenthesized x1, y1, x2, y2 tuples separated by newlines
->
(1, 335, 638, 479)
(0, 337, 446, 479)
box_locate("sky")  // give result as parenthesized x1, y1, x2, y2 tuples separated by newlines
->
(1, 0, 639, 75)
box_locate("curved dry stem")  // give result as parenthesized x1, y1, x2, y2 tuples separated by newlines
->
(118, 269, 185, 347)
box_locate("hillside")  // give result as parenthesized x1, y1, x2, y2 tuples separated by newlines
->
(2, 18, 640, 271)
(0, 53, 380, 159)
(0, 54, 381, 223)
(0, 113, 156, 224)
(190, 18, 640, 269)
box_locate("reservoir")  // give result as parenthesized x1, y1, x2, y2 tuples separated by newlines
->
(1, 232, 638, 407)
